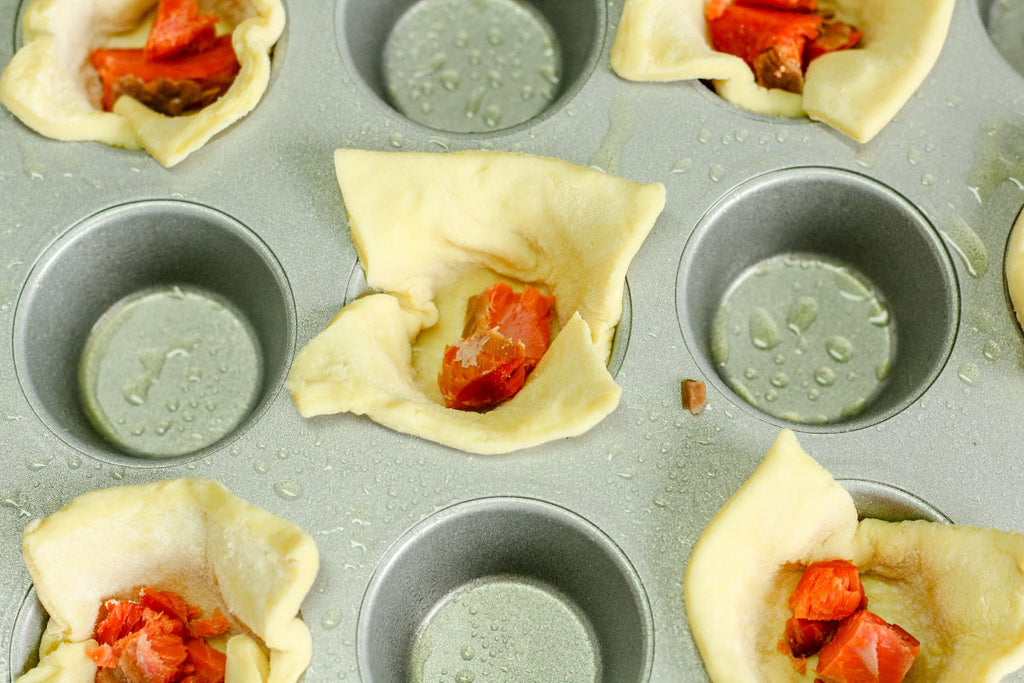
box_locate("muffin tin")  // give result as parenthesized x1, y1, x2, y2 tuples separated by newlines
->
(3, 0, 1024, 680)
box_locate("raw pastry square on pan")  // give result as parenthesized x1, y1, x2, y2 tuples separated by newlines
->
(0, 0, 284, 166)
(286, 149, 666, 455)
(685, 429, 1024, 682)
(610, 0, 955, 142)
(15, 478, 319, 683)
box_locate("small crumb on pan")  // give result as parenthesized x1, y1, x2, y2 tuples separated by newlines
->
(681, 379, 706, 415)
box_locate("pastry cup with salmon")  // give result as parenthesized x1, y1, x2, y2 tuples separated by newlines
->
(285, 149, 666, 455)
(684, 429, 1024, 681)
(0, 0, 284, 167)
(610, 0, 955, 142)
(14, 479, 319, 683)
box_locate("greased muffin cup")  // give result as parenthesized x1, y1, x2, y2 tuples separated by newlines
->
(2, 0, 1024, 680)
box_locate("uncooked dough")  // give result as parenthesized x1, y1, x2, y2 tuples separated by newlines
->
(15, 478, 319, 683)
(610, 0, 955, 142)
(286, 149, 666, 455)
(1005, 209, 1024, 332)
(684, 429, 1024, 682)
(0, 0, 284, 167)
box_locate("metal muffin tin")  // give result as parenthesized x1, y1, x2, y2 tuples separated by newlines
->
(2, 0, 1024, 680)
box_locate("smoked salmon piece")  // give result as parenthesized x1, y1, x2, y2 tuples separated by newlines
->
(438, 282, 555, 410)
(87, 587, 233, 683)
(144, 0, 220, 60)
(783, 616, 837, 659)
(815, 610, 921, 683)
(90, 0, 239, 115)
(705, 0, 861, 93)
(736, 0, 817, 11)
(91, 35, 240, 114)
(788, 560, 866, 621)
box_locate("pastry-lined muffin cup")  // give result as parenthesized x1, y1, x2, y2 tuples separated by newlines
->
(676, 167, 959, 431)
(13, 199, 294, 465)
(356, 497, 653, 682)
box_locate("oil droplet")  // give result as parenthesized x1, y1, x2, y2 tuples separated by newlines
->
(868, 301, 890, 327)
(770, 372, 789, 388)
(940, 215, 988, 278)
(709, 165, 726, 182)
(957, 362, 979, 385)
(482, 104, 502, 128)
(461, 645, 476, 661)
(697, 129, 712, 143)
(321, 610, 341, 629)
(744, 367, 758, 380)
(807, 388, 821, 401)
(786, 296, 818, 334)
(983, 340, 1002, 361)
(440, 69, 460, 90)
(749, 308, 781, 350)
(826, 336, 854, 363)
(875, 360, 892, 381)
(672, 158, 693, 174)
(854, 147, 875, 168)
(456, 670, 475, 683)
(841, 398, 867, 418)
(814, 367, 836, 387)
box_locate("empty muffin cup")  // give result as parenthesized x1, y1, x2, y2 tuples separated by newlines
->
(677, 167, 959, 430)
(357, 497, 653, 682)
(979, 0, 1024, 79)
(337, 0, 605, 133)
(13, 200, 294, 465)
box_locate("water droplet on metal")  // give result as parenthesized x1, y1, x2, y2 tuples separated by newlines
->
(786, 296, 818, 334)
(749, 308, 781, 350)
(957, 362, 979, 385)
(274, 479, 302, 501)
(826, 336, 854, 363)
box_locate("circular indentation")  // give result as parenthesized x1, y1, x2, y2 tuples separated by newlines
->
(840, 479, 953, 523)
(338, 0, 605, 134)
(9, 587, 44, 680)
(980, 0, 1024, 78)
(357, 497, 653, 682)
(711, 254, 895, 424)
(383, 0, 560, 133)
(344, 262, 632, 378)
(677, 167, 959, 431)
(78, 284, 263, 458)
(13, 200, 295, 465)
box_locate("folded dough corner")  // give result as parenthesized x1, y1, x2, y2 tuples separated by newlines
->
(286, 149, 667, 455)
(610, 0, 955, 143)
(0, 0, 284, 167)
(684, 429, 1024, 682)
(15, 478, 319, 683)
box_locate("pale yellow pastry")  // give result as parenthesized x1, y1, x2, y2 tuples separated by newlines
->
(0, 0, 284, 167)
(15, 478, 319, 683)
(1005, 209, 1024, 333)
(286, 149, 666, 455)
(610, 0, 955, 142)
(684, 429, 1024, 682)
